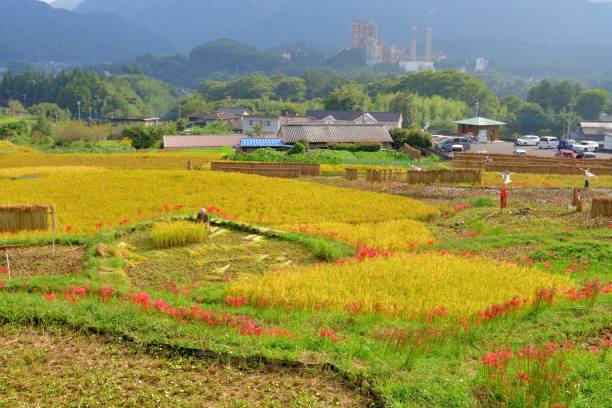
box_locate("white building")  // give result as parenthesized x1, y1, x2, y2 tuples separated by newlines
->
(399, 60, 435, 73)
(475, 58, 488, 72)
(241, 116, 281, 135)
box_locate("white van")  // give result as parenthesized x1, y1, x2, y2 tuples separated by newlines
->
(538, 136, 559, 149)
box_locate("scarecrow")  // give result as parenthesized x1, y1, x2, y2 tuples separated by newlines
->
(500, 171, 513, 209)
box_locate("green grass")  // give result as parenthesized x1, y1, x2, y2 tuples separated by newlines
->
(0, 185, 610, 407)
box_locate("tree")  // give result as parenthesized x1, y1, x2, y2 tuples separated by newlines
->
(7, 99, 25, 114)
(575, 89, 611, 120)
(527, 80, 554, 111)
(511, 103, 552, 135)
(273, 75, 306, 102)
(180, 93, 210, 116)
(123, 123, 177, 149)
(28, 103, 70, 122)
(389, 128, 432, 149)
(303, 68, 348, 99)
(324, 84, 371, 111)
(391, 71, 499, 117)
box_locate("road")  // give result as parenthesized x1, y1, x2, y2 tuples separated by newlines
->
(468, 141, 612, 159)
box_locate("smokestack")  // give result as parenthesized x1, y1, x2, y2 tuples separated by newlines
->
(426, 27, 432, 61)
(411, 26, 417, 61)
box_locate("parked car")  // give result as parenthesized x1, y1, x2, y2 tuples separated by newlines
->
(558, 139, 576, 150)
(583, 141, 600, 152)
(451, 144, 464, 153)
(555, 149, 575, 159)
(573, 141, 598, 153)
(439, 137, 471, 152)
(515, 135, 540, 146)
(576, 152, 597, 160)
(513, 149, 528, 156)
(538, 136, 559, 149)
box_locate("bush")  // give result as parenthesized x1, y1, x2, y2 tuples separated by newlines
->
(123, 123, 176, 149)
(327, 143, 381, 152)
(389, 128, 432, 149)
(0, 121, 30, 139)
(469, 197, 496, 208)
(151, 221, 207, 248)
(55, 121, 112, 143)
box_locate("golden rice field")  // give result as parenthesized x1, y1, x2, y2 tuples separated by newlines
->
(0, 166, 438, 238)
(229, 253, 572, 318)
(482, 172, 612, 189)
(0, 143, 227, 170)
(281, 219, 434, 251)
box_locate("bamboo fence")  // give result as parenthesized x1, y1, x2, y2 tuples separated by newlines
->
(591, 196, 612, 218)
(364, 168, 481, 184)
(0, 205, 49, 233)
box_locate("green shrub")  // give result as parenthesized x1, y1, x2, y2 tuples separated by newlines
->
(151, 221, 207, 248)
(327, 143, 381, 152)
(389, 128, 432, 149)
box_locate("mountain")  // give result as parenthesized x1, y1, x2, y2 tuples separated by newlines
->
(76, 0, 612, 75)
(0, 0, 171, 64)
(50, 0, 82, 10)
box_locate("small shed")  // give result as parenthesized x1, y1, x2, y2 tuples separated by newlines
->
(239, 138, 292, 153)
(454, 117, 506, 142)
(279, 124, 393, 148)
(162, 135, 243, 149)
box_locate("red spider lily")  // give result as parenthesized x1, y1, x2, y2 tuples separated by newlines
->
(98, 286, 115, 300)
(588, 345, 600, 353)
(173, 204, 184, 210)
(131, 292, 152, 308)
(95, 222, 103, 230)
(162, 203, 171, 212)
(69, 286, 87, 297)
(438, 249, 449, 255)
(0, 267, 8, 274)
(543, 262, 552, 269)
(454, 203, 469, 212)
(266, 328, 293, 338)
(0, 279, 4, 288)
(479, 297, 525, 321)
(481, 349, 512, 369)
(408, 242, 418, 251)
(65, 225, 73, 233)
(119, 218, 131, 225)
(43, 293, 57, 301)
(564, 280, 605, 302)
(136, 209, 143, 216)
(426, 306, 448, 324)
(224, 296, 249, 308)
(427, 240, 435, 246)
(516, 373, 532, 382)
(319, 329, 339, 343)
(63, 293, 79, 303)
(345, 301, 362, 314)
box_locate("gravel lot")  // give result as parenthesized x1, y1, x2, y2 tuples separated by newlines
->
(467, 141, 612, 159)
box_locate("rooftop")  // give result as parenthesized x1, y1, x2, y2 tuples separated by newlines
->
(306, 110, 402, 123)
(280, 124, 393, 144)
(163, 135, 242, 149)
(240, 138, 291, 148)
(454, 117, 507, 126)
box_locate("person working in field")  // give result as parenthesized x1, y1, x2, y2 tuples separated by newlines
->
(196, 208, 209, 225)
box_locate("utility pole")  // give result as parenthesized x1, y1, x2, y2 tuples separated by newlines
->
(89, 107, 92, 126)
(77, 101, 81, 123)
(567, 105, 573, 139)
(475, 98, 480, 117)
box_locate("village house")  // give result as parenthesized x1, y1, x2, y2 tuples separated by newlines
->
(110, 116, 161, 127)
(279, 123, 393, 148)
(187, 111, 242, 131)
(574, 120, 612, 150)
(306, 110, 403, 129)
(241, 116, 281, 135)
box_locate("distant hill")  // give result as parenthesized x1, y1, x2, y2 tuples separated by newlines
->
(50, 0, 82, 10)
(76, 0, 612, 75)
(0, 0, 171, 64)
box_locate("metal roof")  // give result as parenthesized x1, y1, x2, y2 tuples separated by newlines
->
(454, 117, 507, 126)
(163, 135, 242, 148)
(240, 138, 291, 148)
(280, 124, 393, 144)
(581, 122, 612, 131)
(187, 111, 238, 120)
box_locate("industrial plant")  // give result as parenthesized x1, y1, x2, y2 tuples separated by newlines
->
(352, 19, 445, 72)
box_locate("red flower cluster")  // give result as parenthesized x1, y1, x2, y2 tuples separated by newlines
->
(0, 267, 8, 274)
(478, 297, 526, 321)
(224, 296, 249, 308)
(98, 286, 115, 300)
(43, 293, 57, 301)
(206, 206, 236, 221)
(425, 306, 448, 324)
(319, 329, 339, 343)
(481, 349, 513, 368)
(62, 285, 87, 303)
(454, 203, 470, 212)
(335, 245, 391, 265)
(564, 280, 604, 302)
(0, 279, 4, 288)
